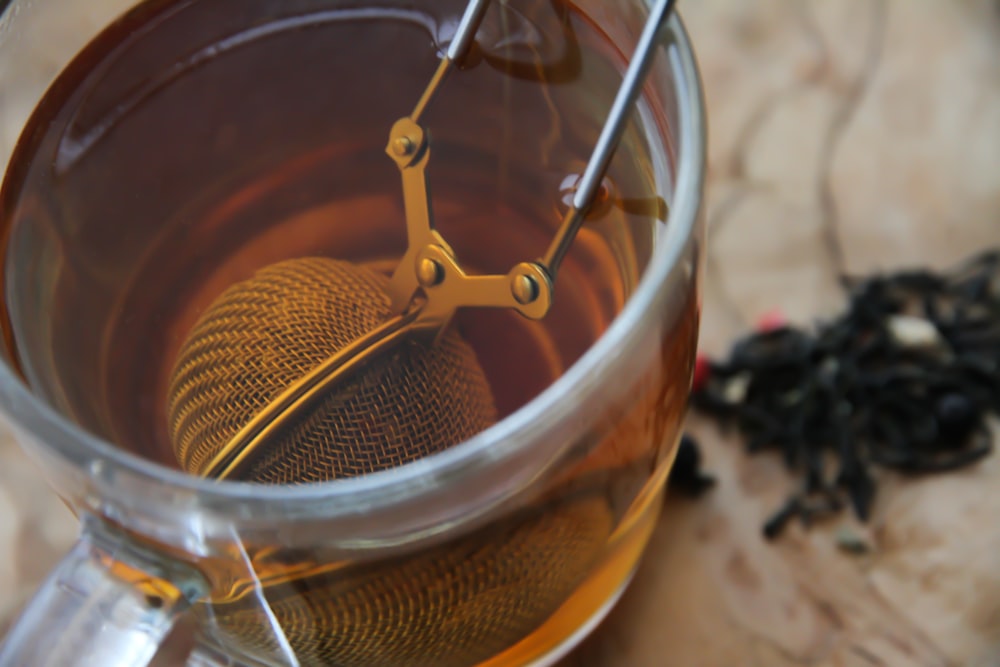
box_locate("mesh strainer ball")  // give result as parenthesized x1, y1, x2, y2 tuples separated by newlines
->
(165, 257, 614, 666)
(166, 257, 498, 482)
(208, 496, 612, 667)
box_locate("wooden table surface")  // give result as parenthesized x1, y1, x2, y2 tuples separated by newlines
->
(1, 1, 999, 666)
(561, 1, 1000, 665)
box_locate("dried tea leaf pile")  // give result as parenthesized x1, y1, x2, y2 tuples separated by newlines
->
(691, 250, 1000, 538)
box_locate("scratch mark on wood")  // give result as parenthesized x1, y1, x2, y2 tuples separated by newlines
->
(813, 0, 889, 277)
(850, 643, 886, 666)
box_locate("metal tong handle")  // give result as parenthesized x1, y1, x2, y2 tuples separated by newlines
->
(386, 0, 678, 332)
(384, 0, 550, 334)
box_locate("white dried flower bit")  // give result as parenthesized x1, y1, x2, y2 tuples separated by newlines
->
(887, 315, 945, 351)
(723, 372, 752, 404)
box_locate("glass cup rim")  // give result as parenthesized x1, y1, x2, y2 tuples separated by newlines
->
(0, 2, 706, 526)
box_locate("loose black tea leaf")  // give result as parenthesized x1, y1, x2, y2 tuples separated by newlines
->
(668, 434, 716, 498)
(693, 250, 1000, 539)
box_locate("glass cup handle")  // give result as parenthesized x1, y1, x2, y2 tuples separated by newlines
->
(0, 515, 207, 667)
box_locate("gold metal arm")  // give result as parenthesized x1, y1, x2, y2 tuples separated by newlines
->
(382, 0, 556, 332)
(383, 118, 454, 315)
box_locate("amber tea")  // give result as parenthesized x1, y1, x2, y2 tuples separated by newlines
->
(0, 0, 698, 665)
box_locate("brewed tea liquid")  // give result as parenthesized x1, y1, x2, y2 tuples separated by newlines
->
(0, 1, 695, 665)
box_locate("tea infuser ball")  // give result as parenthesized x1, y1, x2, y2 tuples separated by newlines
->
(167, 258, 497, 482)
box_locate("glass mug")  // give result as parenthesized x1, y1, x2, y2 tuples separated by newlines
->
(0, 0, 704, 665)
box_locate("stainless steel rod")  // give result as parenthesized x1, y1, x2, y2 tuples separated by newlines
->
(572, 0, 678, 211)
(541, 0, 678, 274)
(412, 0, 492, 124)
(447, 0, 493, 63)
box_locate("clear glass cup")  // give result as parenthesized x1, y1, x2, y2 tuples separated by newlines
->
(0, 1, 705, 665)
